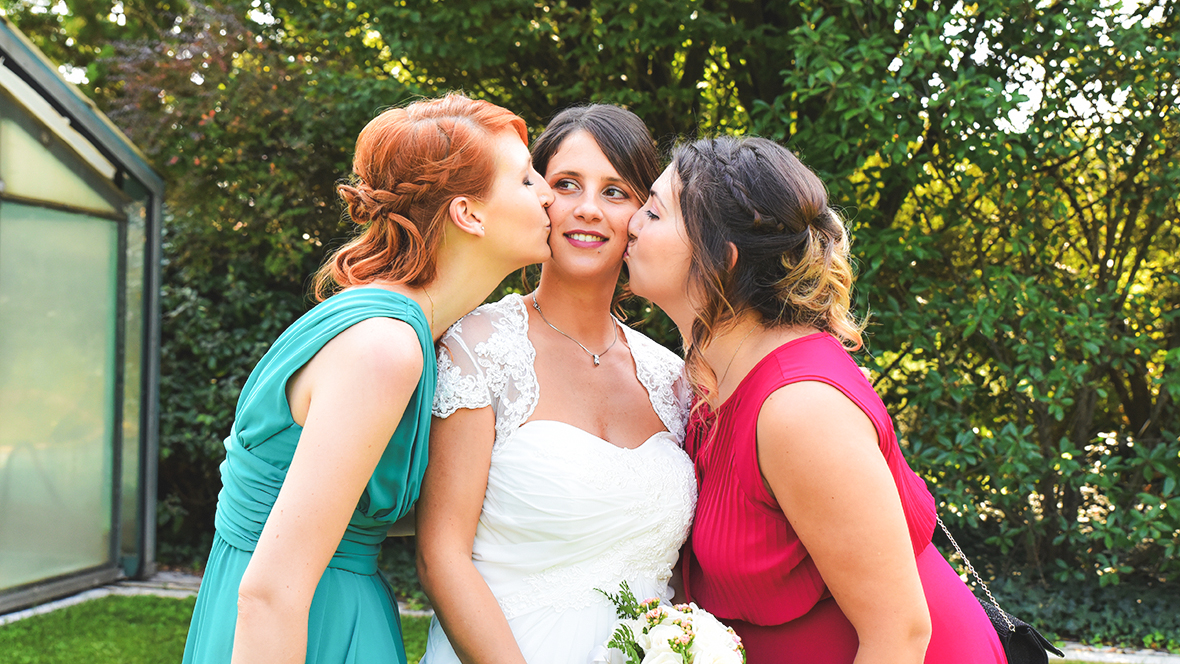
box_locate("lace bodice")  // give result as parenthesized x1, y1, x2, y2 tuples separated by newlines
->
(432, 293, 689, 450)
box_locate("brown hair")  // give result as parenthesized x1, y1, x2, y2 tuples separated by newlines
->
(314, 93, 529, 300)
(525, 104, 660, 315)
(673, 136, 864, 400)
(531, 104, 659, 206)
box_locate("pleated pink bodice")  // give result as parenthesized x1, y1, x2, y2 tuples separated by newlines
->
(682, 333, 1005, 663)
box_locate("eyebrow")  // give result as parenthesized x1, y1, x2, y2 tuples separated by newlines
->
(552, 169, 628, 185)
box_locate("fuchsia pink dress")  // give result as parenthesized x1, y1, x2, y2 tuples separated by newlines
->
(683, 332, 1006, 664)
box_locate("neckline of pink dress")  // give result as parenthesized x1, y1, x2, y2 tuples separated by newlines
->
(714, 331, 830, 414)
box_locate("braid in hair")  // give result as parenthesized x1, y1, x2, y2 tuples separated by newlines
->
(328, 181, 427, 293)
(313, 94, 529, 300)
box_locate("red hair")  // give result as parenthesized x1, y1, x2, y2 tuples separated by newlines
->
(314, 94, 529, 300)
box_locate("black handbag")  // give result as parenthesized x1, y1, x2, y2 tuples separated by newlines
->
(936, 518, 1065, 664)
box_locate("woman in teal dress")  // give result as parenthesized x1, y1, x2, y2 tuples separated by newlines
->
(182, 94, 555, 664)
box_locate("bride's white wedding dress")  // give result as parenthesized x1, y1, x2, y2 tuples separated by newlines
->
(422, 293, 697, 664)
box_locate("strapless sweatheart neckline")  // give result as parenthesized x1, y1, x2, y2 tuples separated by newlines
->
(422, 420, 695, 664)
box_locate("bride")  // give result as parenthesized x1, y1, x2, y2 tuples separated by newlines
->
(415, 104, 696, 664)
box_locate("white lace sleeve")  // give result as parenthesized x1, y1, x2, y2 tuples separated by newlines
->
(432, 332, 493, 418)
(430, 294, 540, 451)
(624, 326, 690, 445)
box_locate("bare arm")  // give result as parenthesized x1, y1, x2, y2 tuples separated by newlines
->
(757, 383, 931, 664)
(231, 318, 424, 664)
(416, 406, 527, 664)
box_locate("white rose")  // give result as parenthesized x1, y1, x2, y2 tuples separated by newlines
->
(691, 628, 735, 653)
(642, 652, 685, 664)
(687, 613, 744, 663)
(690, 651, 744, 664)
(640, 624, 686, 654)
(588, 645, 630, 664)
(688, 610, 727, 635)
(689, 636, 744, 664)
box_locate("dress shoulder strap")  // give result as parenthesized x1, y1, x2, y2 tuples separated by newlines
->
(232, 288, 433, 449)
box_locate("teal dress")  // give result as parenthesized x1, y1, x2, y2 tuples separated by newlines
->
(182, 288, 434, 664)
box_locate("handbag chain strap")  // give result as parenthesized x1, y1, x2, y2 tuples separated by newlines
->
(936, 517, 1016, 633)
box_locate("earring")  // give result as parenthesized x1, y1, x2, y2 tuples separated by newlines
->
(479, 224, 485, 232)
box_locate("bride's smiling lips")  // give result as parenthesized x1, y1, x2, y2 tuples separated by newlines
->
(564, 230, 608, 248)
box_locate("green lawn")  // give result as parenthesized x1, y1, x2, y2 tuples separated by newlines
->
(0, 595, 431, 663)
(0, 596, 1093, 664)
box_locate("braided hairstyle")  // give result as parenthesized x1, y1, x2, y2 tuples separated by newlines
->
(673, 136, 864, 401)
(313, 94, 529, 300)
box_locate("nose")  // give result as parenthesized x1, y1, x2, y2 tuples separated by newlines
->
(574, 195, 603, 223)
(627, 206, 647, 241)
(536, 176, 554, 208)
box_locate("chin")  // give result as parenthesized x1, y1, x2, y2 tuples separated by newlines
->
(627, 278, 653, 302)
(533, 246, 554, 264)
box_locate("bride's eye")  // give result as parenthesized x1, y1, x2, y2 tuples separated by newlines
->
(603, 186, 629, 200)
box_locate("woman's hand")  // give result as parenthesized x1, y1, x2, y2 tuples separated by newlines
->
(231, 318, 425, 664)
(757, 382, 931, 664)
(416, 400, 528, 664)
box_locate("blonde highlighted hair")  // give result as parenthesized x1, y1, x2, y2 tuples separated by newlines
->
(313, 93, 528, 300)
(672, 136, 864, 403)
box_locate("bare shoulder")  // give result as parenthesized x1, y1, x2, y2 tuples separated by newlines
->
(320, 317, 425, 379)
(755, 381, 883, 508)
(757, 381, 878, 454)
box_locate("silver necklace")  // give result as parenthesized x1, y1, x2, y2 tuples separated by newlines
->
(531, 293, 619, 367)
(718, 324, 759, 388)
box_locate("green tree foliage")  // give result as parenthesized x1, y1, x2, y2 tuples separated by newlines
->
(5, 0, 1176, 604)
(106, 4, 425, 558)
(744, 0, 1180, 587)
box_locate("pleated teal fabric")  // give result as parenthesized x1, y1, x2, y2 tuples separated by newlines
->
(182, 288, 434, 664)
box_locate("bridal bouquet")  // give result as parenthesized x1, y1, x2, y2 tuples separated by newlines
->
(595, 582, 745, 664)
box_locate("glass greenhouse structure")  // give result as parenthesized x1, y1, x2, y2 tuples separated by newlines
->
(0, 17, 162, 612)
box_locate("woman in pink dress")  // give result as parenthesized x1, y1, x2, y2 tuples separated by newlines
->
(625, 136, 1006, 664)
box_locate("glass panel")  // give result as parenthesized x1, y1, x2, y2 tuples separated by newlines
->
(0, 90, 127, 215)
(119, 187, 146, 566)
(0, 201, 118, 590)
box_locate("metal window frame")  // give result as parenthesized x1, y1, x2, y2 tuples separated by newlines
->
(0, 16, 163, 612)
